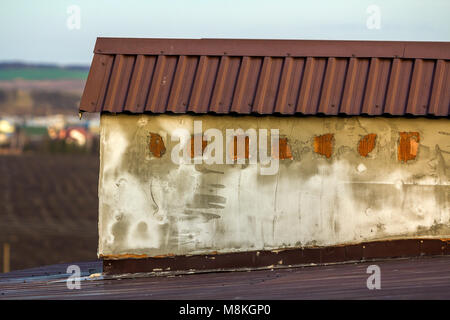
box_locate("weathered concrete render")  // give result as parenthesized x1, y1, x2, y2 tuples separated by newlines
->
(98, 114, 450, 258)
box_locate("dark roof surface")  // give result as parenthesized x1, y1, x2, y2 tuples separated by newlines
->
(1, 256, 450, 299)
(80, 38, 450, 116)
(0, 154, 99, 270)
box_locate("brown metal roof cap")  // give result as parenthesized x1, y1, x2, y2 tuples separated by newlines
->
(80, 38, 450, 116)
(94, 38, 450, 59)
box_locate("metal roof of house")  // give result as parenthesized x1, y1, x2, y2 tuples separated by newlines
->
(79, 38, 450, 116)
(1, 256, 450, 299)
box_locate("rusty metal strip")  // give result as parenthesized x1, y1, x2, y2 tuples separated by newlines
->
(80, 54, 111, 112)
(144, 56, 177, 113)
(340, 57, 358, 114)
(253, 57, 274, 114)
(406, 59, 424, 115)
(318, 57, 337, 114)
(296, 57, 315, 114)
(384, 58, 402, 114)
(103, 238, 449, 275)
(81, 54, 114, 113)
(384, 59, 414, 115)
(188, 56, 221, 113)
(274, 57, 294, 114)
(166, 56, 199, 113)
(124, 54, 146, 112)
(103, 55, 135, 112)
(124, 55, 157, 113)
(349, 58, 370, 115)
(209, 56, 231, 113)
(145, 55, 168, 112)
(94, 38, 450, 59)
(188, 56, 209, 112)
(166, 55, 188, 112)
(361, 58, 380, 115)
(230, 56, 252, 113)
(429, 60, 449, 116)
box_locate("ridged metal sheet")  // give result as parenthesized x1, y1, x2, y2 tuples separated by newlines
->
(80, 38, 450, 116)
(1, 257, 450, 299)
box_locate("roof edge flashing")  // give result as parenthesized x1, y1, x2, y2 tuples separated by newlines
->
(94, 38, 450, 60)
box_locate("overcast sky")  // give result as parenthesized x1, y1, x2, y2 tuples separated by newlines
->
(0, 0, 449, 65)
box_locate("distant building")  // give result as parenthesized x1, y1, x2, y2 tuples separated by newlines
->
(0, 119, 15, 146)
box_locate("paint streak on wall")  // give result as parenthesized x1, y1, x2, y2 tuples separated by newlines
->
(358, 134, 377, 157)
(314, 134, 333, 158)
(398, 132, 420, 162)
(149, 133, 166, 158)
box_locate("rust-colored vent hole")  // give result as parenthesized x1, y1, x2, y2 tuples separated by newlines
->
(190, 135, 208, 158)
(272, 137, 293, 160)
(149, 133, 166, 158)
(398, 132, 420, 162)
(358, 133, 377, 157)
(314, 134, 334, 159)
(230, 136, 250, 160)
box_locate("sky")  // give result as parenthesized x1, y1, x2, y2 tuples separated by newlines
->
(0, 0, 449, 65)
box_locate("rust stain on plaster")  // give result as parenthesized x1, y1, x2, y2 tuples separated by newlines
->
(151, 253, 176, 258)
(100, 253, 177, 260)
(100, 251, 226, 260)
(358, 134, 377, 157)
(230, 136, 250, 160)
(100, 253, 149, 260)
(272, 137, 293, 160)
(398, 132, 420, 162)
(149, 133, 166, 158)
(314, 134, 334, 159)
(190, 135, 208, 158)
(148, 131, 421, 162)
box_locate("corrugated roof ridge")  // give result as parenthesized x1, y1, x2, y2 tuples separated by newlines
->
(93, 38, 450, 59)
(80, 38, 450, 116)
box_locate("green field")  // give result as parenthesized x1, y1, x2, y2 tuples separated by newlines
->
(0, 67, 89, 80)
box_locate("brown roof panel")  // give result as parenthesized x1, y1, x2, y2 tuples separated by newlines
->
(2, 256, 450, 299)
(80, 38, 450, 116)
(124, 55, 157, 113)
(93, 38, 450, 59)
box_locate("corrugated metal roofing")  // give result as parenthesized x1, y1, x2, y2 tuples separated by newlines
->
(80, 38, 450, 116)
(2, 257, 450, 299)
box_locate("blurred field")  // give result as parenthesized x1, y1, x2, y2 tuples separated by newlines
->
(0, 64, 88, 81)
(0, 63, 88, 117)
(0, 61, 99, 272)
(0, 153, 99, 271)
(0, 67, 88, 81)
(0, 79, 86, 94)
